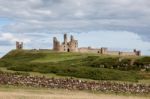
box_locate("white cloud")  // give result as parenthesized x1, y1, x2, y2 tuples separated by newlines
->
(0, 33, 31, 43)
(74, 10, 85, 18)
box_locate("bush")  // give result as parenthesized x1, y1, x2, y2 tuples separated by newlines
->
(0, 60, 12, 67)
(146, 68, 150, 72)
(7, 63, 35, 72)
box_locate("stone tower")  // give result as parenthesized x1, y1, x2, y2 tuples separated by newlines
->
(64, 33, 67, 44)
(71, 35, 74, 41)
(68, 35, 78, 52)
(53, 37, 60, 51)
(100, 47, 108, 54)
(62, 33, 68, 52)
(16, 41, 23, 50)
(133, 49, 141, 56)
(53, 33, 78, 52)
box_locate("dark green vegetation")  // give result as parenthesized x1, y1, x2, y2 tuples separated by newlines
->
(0, 50, 149, 82)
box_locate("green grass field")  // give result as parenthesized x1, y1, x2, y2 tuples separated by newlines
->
(0, 49, 149, 82)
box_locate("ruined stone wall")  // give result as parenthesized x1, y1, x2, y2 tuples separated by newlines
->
(120, 52, 137, 56)
(101, 50, 139, 56)
(106, 51, 120, 56)
(53, 34, 78, 52)
(134, 49, 141, 56)
(53, 37, 61, 51)
(16, 41, 23, 49)
(52, 34, 141, 56)
(100, 48, 108, 54)
(100, 48, 141, 56)
(79, 47, 100, 53)
(78, 48, 89, 53)
(68, 40, 78, 52)
(60, 43, 68, 52)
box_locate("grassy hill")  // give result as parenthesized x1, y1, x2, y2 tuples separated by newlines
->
(0, 49, 150, 82)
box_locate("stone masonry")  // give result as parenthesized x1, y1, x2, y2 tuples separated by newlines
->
(53, 34, 78, 52)
(16, 41, 23, 50)
(53, 34, 141, 56)
(15, 33, 141, 56)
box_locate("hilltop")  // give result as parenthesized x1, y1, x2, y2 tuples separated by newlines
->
(0, 50, 150, 82)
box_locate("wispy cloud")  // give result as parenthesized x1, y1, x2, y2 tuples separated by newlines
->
(0, 33, 31, 43)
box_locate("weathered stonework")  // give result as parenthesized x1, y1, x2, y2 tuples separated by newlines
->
(53, 34, 141, 56)
(79, 47, 141, 56)
(53, 34, 78, 52)
(16, 41, 23, 50)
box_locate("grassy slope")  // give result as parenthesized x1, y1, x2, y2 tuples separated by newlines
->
(0, 50, 149, 82)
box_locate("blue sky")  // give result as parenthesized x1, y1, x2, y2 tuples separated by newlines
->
(0, 0, 150, 57)
(0, 18, 12, 30)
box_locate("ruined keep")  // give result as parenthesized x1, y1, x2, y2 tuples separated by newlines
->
(15, 33, 141, 56)
(53, 34, 141, 56)
(53, 34, 78, 52)
(16, 41, 23, 50)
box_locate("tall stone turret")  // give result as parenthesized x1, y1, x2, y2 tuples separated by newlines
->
(16, 41, 23, 50)
(53, 37, 60, 51)
(53, 37, 57, 50)
(64, 33, 67, 44)
(69, 35, 78, 52)
(70, 35, 74, 41)
(100, 47, 108, 54)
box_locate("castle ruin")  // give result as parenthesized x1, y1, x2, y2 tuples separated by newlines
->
(78, 47, 141, 56)
(53, 34, 141, 56)
(15, 33, 141, 56)
(53, 34, 78, 52)
(16, 41, 23, 50)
